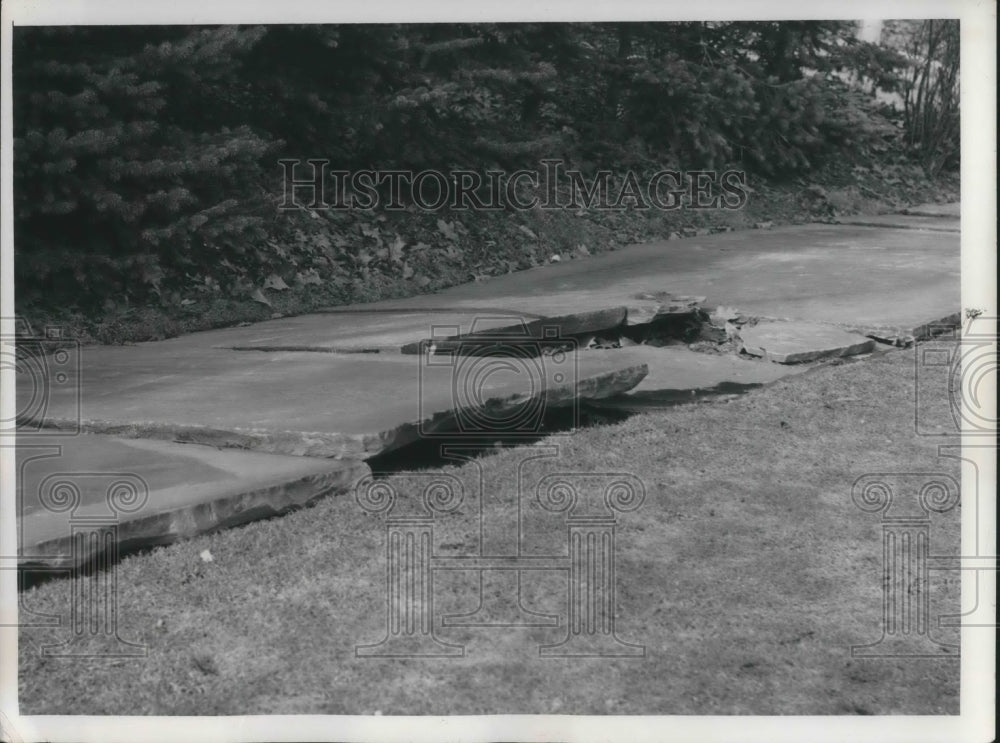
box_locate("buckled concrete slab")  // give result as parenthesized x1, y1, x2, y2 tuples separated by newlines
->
(570, 345, 815, 413)
(739, 321, 876, 364)
(78, 223, 955, 360)
(10, 210, 962, 571)
(842, 312, 962, 347)
(17, 346, 649, 458)
(317, 224, 958, 339)
(398, 306, 628, 355)
(17, 434, 370, 569)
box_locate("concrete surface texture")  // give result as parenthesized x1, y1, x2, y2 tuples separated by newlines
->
(18, 434, 370, 567)
(321, 222, 959, 337)
(92, 218, 957, 356)
(18, 345, 649, 457)
(739, 321, 877, 364)
(605, 345, 814, 392)
(158, 309, 548, 353)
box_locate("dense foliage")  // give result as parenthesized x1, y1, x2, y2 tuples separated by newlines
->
(13, 21, 958, 316)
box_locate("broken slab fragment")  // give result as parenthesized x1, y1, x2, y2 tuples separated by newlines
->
(626, 292, 706, 325)
(321, 224, 957, 342)
(205, 305, 630, 357)
(575, 345, 812, 412)
(593, 345, 810, 390)
(17, 346, 648, 459)
(17, 434, 370, 570)
(845, 312, 961, 347)
(739, 321, 875, 364)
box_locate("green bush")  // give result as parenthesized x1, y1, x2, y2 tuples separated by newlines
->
(14, 22, 951, 321)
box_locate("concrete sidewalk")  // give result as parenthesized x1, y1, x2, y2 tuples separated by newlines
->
(319, 221, 959, 341)
(95, 218, 958, 358)
(15, 348, 648, 560)
(18, 346, 650, 458)
(14, 205, 960, 562)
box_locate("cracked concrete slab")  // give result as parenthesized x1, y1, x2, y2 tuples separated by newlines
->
(613, 345, 812, 390)
(146, 306, 632, 356)
(739, 321, 876, 364)
(319, 224, 958, 341)
(398, 306, 628, 355)
(10, 212, 960, 566)
(568, 345, 814, 412)
(17, 346, 648, 458)
(840, 313, 961, 347)
(17, 434, 370, 569)
(108, 222, 955, 358)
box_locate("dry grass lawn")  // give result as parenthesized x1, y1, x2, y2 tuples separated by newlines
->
(18, 343, 961, 715)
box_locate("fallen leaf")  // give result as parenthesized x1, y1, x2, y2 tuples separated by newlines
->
(389, 235, 406, 262)
(437, 219, 459, 241)
(295, 269, 323, 286)
(192, 652, 218, 675)
(263, 274, 289, 291)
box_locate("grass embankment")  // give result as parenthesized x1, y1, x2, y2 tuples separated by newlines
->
(19, 342, 961, 715)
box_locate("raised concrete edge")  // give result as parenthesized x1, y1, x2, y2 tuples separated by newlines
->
(18, 363, 650, 459)
(399, 306, 629, 354)
(20, 458, 371, 570)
